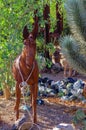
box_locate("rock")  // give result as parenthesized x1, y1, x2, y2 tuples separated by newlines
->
(82, 84, 86, 98)
(37, 99, 44, 105)
(47, 79, 54, 87)
(73, 79, 84, 90)
(19, 122, 39, 130)
(51, 63, 61, 74)
(42, 77, 49, 83)
(11, 111, 29, 130)
(53, 123, 75, 130)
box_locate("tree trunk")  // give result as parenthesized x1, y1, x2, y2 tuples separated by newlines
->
(52, 2, 63, 63)
(55, 2, 63, 38)
(3, 82, 11, 100)
(43, 4, 50, 59)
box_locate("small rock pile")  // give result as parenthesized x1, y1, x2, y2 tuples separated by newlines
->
(38, 77, 86, 102)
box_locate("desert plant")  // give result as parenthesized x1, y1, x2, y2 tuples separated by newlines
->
(73, 109, 86, 130)
(59, 0, 86, 75)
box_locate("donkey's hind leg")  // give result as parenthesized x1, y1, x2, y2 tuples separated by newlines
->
(14, 82, 21, 120)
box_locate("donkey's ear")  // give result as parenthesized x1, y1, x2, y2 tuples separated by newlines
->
(23, 25, 29, 39)
(32, 13, 38, 39)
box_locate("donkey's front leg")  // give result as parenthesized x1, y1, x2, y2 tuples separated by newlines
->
(14, 82, 21, 120)
(31, 84, 38, 123)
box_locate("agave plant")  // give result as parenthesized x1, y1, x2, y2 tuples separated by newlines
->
(59, 0, 86, 75)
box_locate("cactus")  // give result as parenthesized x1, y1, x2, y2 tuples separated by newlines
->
(59, 0, 86, 75)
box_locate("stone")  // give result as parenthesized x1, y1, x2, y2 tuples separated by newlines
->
(53, 123, 75, 130)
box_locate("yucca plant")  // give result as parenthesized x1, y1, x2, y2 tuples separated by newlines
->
(59, 0, 86, 75)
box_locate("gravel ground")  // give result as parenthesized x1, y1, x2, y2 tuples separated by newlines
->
(0, 71, 86, 130)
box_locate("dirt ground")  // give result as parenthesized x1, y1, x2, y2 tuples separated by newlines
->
(0, 71, 86, 130)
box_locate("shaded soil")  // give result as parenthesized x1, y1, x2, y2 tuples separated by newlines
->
(0, 71, 86, 130)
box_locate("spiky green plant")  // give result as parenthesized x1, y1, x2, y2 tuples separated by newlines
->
(59, 0, 86, 75)
(73, 109, 86, 130)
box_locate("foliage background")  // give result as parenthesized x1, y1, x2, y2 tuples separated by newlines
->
(0, 0, 67, 89)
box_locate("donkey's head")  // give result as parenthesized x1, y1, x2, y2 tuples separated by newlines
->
(22, 18, 38, 69)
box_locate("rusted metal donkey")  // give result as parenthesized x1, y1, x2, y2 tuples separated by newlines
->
(12, 17, 39, 123)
